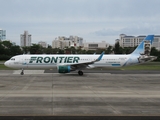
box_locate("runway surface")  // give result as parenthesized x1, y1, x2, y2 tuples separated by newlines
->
(44, 69, 160, 74)
(0, 70, 160, 116)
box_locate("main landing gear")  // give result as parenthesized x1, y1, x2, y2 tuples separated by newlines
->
(78, 70, 83, 76)
(20, 68, 24, 75)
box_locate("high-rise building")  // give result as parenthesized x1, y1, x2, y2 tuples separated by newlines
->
(0, 29, 6, 41)
(20, 31, 31, 47)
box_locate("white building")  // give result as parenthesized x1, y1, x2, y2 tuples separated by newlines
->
(52, 39, 71, 49)
(83, 41, 110, 50)
(0, 29, 6, 41)
(20, 31, 31, 47)
(152, 35, 160, 51)
(38, 41, 47, 48)
(52, 36, 83, 49)
(118, 34, 160, 50)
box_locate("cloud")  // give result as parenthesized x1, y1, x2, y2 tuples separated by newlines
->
(1, 0, 160, 23)
(93, 24, 160, 36)
(93, 28, 118, 36)
(1, 0, 160, 45)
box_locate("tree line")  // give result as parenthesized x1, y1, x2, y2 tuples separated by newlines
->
(0, 41, 160, 61)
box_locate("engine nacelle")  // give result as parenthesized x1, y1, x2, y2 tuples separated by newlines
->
(57, 66, 71, 73)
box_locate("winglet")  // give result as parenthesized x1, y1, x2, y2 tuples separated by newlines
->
(96, 51, 105, 61)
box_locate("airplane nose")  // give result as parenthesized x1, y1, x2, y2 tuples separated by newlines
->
(4, 61, 8, 67)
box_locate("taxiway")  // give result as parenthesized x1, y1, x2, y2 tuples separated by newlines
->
(0, 70, 160, 116)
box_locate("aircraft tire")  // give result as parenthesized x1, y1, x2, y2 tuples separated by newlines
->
(78, 70, 83, 76)
(20, 72, 24, 75)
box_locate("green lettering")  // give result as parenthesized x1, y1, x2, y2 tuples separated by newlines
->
(36, 57, 43, 63)
(51, 57, 58, 63)
(67, 57, 73, 63)
(44, 57, 50, 63)
(59, 57, 64, 63)
(29, 57, 37, 63)
(64, 57, 67, 63)
(73, 57, 80, 63)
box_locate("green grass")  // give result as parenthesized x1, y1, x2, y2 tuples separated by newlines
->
(122, 62, 160, 70)
(94, 62, 160, 71)
(0, 64, 15, 70)
(0, 61, 14, 70)
(121, 65, 160, 70)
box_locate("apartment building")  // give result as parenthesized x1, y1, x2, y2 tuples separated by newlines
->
(0, 29, 6, 41)
(52, 36, 83, 49)
(20, 31, 31, 47)
(38, 41, 47, 48)
(118, 34, 160, 50)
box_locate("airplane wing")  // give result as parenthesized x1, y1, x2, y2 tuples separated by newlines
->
(57, 51, 105, 69)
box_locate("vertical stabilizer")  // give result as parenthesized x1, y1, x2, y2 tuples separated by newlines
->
(131, 35, 154, 55)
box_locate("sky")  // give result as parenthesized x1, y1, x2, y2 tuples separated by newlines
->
(1, 0, 160, 46)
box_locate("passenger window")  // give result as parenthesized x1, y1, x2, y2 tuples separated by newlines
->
(11, 58, 15, 60)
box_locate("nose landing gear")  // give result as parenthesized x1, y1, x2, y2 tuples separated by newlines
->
(20, 69, 24, 75)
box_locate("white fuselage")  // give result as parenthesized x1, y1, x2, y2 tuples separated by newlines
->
(4, 54, 139, 70)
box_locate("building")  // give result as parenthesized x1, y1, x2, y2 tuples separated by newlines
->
(38, 41, 47, 48)
(118, 34, 160, 50)
(83, 41, 110, 50)
(52, 39, 70, 49)
(0, 29, 6, 41)
(152, 35, 160, 51)
(20, 31, 31, 47)
(52, 36, 83, 49)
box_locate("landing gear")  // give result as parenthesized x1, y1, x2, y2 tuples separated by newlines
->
(78, 70, 83, 76)
(20, 69, 24, 75)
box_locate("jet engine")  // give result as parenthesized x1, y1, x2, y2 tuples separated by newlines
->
(57, 66, 72, 73)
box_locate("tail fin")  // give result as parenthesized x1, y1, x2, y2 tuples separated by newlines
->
(131, 35, 154, 55)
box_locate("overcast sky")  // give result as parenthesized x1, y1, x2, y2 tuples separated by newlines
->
(1, 0, 160, 45)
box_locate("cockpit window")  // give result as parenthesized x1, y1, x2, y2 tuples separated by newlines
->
(10, 58, 15, 60)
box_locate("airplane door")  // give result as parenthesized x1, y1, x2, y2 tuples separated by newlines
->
(20, 56, 28, 68)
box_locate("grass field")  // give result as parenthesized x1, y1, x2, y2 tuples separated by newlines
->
(120, 64, 160, 70)
(0, 61, 160, 70)
(0, 64, 15, 70)
(95, 62, 160, 71)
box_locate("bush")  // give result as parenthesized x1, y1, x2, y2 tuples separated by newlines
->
(0, 54, 12, 60)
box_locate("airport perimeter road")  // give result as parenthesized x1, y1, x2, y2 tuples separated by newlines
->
(0, 71, 160, 116)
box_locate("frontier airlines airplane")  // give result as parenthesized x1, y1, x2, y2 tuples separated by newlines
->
(4, 35, 157, 76)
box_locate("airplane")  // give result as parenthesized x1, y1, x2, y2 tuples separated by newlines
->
(4, 35, 157, 76)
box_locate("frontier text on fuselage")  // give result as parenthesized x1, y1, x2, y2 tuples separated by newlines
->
(29, 56, 80, 64)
